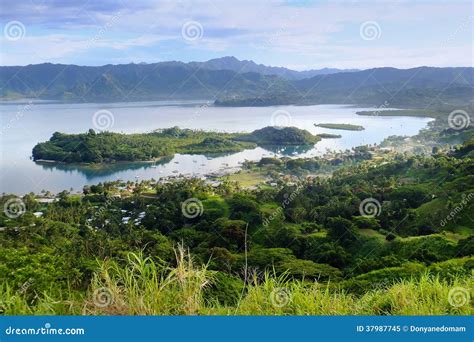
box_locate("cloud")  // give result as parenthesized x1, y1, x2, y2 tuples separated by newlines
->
(0, 33, 175, 65)
(0, 0, 472, 68)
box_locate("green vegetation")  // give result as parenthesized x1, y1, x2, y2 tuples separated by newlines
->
(356, 109, 438, 117)
(215, 94, 296, 107)
(237, 126, 320, 145)
(32, 126, 319, 163)
(315, 123, 365, 131)
(241, 145, 374, 178)
(2, 133, 473, 315)
(225, 171, 268, 188)
(316, 133, 342, 139)
(1, 250, 472, 315)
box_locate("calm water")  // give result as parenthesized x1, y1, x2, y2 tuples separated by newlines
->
(0, 100, 432, 194)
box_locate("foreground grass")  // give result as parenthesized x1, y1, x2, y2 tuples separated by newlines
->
(1, 249, 472, 315)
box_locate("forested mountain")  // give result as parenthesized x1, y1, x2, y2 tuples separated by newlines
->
(217, 66, 474, 108)
(290, 66, 474, 107)
(1, 58, 472, 106)
(189, 56, 358, 79)
(0, 62, 289, 101)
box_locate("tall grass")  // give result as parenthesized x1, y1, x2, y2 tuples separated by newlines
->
(83, 245, 211, 315)
(0, 283, 81, 315)
(1, 248, 472, 315)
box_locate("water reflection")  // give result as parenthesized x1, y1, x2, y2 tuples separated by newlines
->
(0, 101, 432, 194)
(34, 144, 316, 180)
(35, 156, 174, 180)
(259, 144, 314, 156)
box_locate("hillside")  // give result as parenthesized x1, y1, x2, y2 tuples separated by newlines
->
(1, 59, 472, 107)
(0, 62, 290, 101)
(189, 56, 358, 80)
(216, 67, 474, 108)
(2, 133, 473, 315)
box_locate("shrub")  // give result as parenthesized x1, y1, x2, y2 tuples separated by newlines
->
(277, 259, 342, 281)
(204, 272, 243, 306)
(342, 262, 425, 294)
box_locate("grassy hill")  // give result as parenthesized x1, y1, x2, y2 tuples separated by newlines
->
(2, 131, 473, 315)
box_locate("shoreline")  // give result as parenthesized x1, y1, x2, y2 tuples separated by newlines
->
(356, 109, 439, 118)
(34, 157, 167, 168)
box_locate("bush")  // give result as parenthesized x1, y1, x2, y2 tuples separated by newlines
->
(204, 272, 243, 306)
(428, 257, 474, 280)
(342, 262, 425, 294)
(327, 217, 360, 247)
(390, 235, 456, 263)
(352, 216, 381, 230)
(243, 248, 295, 271)
(0, 247, 79, 299)
(277, 259, 342, 281)
(390, 185, 430, 208)
(227, 194, 261, 225)
(206, 247, 236, 272)
(457, 236, 474, 256)
(210, 219, 247, 252)
(302, 240, 350, 269)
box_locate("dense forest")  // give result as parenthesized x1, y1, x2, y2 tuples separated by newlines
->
(1, 125, 473, 315)
(32, 127, 320, 163)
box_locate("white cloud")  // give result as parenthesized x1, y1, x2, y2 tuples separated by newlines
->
(0, 0, 472, 68)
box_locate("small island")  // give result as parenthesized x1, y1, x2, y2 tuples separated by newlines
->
(356, 109, 436, 117)
(214, 95, 296, 107)
(32, 126, 321, 164)
(236, 126, 321, 145)
(314, 123, 365, 131)
(316, 133, 342, 139)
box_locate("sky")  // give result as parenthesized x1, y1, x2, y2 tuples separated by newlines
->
(0, 0, 472, 70)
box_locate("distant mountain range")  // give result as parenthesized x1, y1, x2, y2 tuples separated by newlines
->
(0, 57, 472, 108)
(0, 60, 289, 101)
(190, 56, 358, 79)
